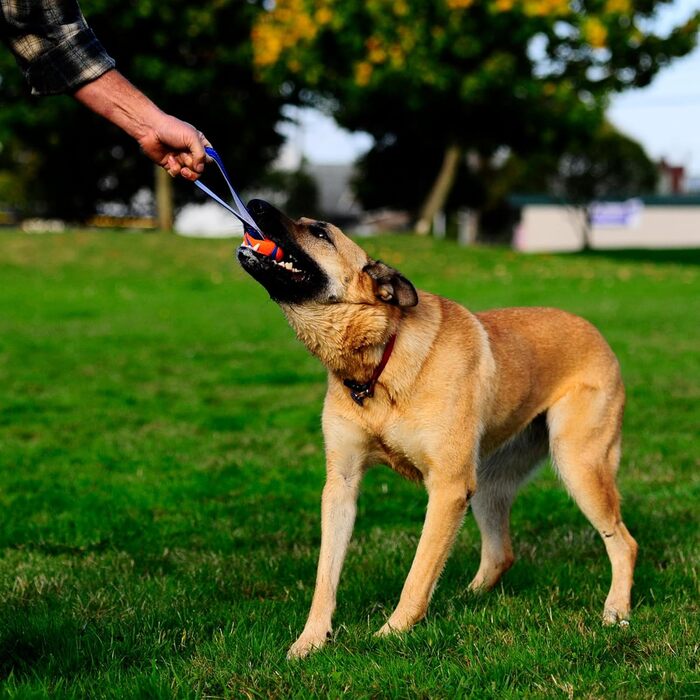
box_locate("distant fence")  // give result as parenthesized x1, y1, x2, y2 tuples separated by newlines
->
(0, 214, 158, 233)
(86, 215, 157, 230)
(511, 195, 700, 251)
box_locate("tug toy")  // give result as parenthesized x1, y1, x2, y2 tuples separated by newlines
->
(194, 146, 284, 262)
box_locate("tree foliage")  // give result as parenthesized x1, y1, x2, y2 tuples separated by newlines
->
(547, 124, 659, 203)
(0, 0, 285, 219)
(253, 0, 699, 221)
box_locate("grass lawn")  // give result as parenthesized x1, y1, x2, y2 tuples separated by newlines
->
(0, 231, 697, 698)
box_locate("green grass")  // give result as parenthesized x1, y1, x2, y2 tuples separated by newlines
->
(0, 231, 698, 698)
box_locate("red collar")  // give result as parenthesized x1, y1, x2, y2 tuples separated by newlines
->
(343, 333, 397, 406)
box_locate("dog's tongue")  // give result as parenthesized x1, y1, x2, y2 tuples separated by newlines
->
(243, 227, 284, 262)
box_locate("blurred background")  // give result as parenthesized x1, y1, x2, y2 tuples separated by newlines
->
(0, 0, 698, 251)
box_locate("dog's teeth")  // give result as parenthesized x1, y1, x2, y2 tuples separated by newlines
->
(267, 256, 302, 274)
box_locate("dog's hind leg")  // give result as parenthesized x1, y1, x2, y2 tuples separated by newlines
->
(547, 383, 638, 626)
(469, 416, 549, 592)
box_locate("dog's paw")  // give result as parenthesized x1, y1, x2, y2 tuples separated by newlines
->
(375, 621, 407, 638)
(603, 608, 630, 627)
(286, 631, 329, 660)
(467, 576, 492, 594)
(374, 623, 392, 638)
(468, 558, 514, 593)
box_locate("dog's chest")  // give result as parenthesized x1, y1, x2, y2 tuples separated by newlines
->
(370, 421, 428, 484)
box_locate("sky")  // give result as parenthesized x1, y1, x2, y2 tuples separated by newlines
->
(277, 1, 700, 177)
(609, 0, 700, 175)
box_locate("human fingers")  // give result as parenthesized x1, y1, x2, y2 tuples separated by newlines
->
(179, 167, 198, 181)
(165, 153, 181, 177)
(171, 152, 202, 180)
(184, 126, 208, 174)
(179, 151, 196, 171)
(177, 129, 209, 179)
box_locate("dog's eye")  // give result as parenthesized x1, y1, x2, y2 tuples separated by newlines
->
(310, 224, 332, 243)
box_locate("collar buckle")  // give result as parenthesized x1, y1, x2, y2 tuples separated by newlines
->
(343, 333, 397, 407)
(343, 380, 373, 406)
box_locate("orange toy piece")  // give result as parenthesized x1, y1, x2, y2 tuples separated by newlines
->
(243, 229, 284, 262)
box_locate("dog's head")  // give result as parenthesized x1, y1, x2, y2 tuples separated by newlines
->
(237, 199, 418, 309)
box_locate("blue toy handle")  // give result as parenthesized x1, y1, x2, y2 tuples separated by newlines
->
(193, 146, 264, 240)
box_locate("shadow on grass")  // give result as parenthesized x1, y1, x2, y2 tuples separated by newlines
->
(559, 248, 700, 266)
(0, 609, 196, 683)
(0, 616, 101, 679)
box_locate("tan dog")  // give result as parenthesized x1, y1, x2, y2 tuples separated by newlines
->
(238, 200, 638, 659)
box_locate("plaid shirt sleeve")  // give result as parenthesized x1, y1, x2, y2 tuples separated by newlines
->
(0, 0, 115, 95)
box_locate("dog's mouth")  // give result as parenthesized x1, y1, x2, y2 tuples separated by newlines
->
(236, 199, 327, 303)
(239, 231, 305, 279)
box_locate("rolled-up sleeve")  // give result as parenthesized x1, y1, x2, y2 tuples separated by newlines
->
(0, 0, 116, 95)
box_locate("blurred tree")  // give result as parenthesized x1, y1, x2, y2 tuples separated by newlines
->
(252, 0, 699, 232)
(0, 0, 285, 220)
(508, 122, 659, 247)
(539, 125, 658, 202)
(256, 161, 319, 218)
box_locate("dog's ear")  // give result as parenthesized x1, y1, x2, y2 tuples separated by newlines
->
(363, 260, 418, 308)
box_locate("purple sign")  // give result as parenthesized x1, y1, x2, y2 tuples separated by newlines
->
(590, 199, 643, 228)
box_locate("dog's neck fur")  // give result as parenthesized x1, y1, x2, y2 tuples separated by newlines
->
(281, 302, 399, 382)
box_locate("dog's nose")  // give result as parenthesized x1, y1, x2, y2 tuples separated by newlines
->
(247, 199, 271, 216)
(247, 199, 294, 230)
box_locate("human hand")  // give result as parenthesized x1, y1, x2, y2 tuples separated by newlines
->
(138, 112, 211, 181)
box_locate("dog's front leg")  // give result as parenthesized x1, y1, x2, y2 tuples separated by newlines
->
(377, 470, 473, 636)
(287, 416, 368, 659)
(287, 468, 362, 659)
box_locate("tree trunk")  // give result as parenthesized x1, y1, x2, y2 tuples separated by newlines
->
(581, 207, 592, 250)
(155, 166, 174, 231)
(415, 143, 462, 235)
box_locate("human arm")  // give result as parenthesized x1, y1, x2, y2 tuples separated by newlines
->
(0, 0, 115, 96)
(74, 70, 209, 180)
(1, 0, 208, 179)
